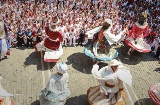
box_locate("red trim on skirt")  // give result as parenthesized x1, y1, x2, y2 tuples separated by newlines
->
(124, 39, 150, 52)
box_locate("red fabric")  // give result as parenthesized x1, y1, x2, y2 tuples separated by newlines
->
(44, 58, 59, 62)
(6, 50, 10, 55)
(128, 0, 134, 3)
(44, 27, 63, 50)
(32, 31, 37, 37)
(128, 24, 149, 39)
(44, 38, 60, 50)
(148, 85, 160, 105)
(0, 98, 14, 105)
(45, 27, 63, 42)
(124, 39, 150, 52)
(150, 31, 156, 36)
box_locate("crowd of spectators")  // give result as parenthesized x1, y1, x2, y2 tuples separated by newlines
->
(0, 0, 159, 57)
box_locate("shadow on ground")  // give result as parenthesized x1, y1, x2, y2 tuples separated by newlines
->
(134, 98, 156, 105)
(66, 52, 94, 74)
(116, 42, 158, 65)
(31, 100, 40, 105)
(154, 67, 160, 73)
(23, 51, 56, 71)
(65, 94, 89, 105)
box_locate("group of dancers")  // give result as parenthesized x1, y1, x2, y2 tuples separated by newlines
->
(0, 0, 159, 104)
(1, 12, 160, 104)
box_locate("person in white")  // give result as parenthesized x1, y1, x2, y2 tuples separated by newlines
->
(91, 59, 132, 104)
(62, 29, 69, 46)
(69, 28, 76, 47)
(150, 36, 160, 55)
(39, 62, 71, 105)
(86, 19, 127, 57)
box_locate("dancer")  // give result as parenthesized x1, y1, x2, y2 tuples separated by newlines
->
(35, 15, 63, 62)
(125, 15, 151, 55)
(39, 62, 71, 105)
(87, 59, 132, 105)
(84, 19, 126, 62)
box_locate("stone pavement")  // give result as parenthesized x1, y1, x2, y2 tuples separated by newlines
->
(0, 43, 159, 105)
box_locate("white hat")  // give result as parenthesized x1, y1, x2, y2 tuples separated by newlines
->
(109, 59, 122, 66)
(57, 62, 68, 74)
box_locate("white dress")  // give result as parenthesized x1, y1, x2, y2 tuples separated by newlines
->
(39, 73, 71, 105)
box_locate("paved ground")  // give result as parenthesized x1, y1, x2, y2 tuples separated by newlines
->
(0, 43, 159, 105)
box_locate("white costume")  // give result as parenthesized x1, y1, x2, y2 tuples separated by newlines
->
(39, 62, 71, 105)
(86, 19, 126, 45)
(62, 31, 69, 46)
(69, 30, 76, 47)
(87, 59, 132, 105)
(84, 19, 126, 61)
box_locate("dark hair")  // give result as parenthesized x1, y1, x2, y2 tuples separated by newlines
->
(102, 22, 111, 30)
(138, 15, 146, 25)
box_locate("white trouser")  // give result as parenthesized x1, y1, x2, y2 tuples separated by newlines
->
(63, 38, 68, 46)
(150, 40, 159, 54)
(69, 36, 76, 46)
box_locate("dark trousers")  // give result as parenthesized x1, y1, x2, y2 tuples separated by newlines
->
(17, 37, 24, 47)
(77, 37, 84, 46)
(155, 47, 160, 57)
(26, 39, 33, 48)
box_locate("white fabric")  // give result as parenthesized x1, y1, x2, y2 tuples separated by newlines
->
(0, 21, 5, 39)
(35, 40, 45, 51)
(46, 73, 69, 94)
(117, 65, 132, 87)
(150, 38, 159, 54)
(69, 34, 76, 46)
(86, 26, 123, 45)
(92, 61, 132, 94)
(109, 59, 122, 66)
(0, 76, 13, 98)
(44, 44, 63, 60)
(35, 41, 63, 60)
(39, 73, 70, 105)
(57, 62, 68, 74)
(156, 83, 160, 92)
(92, 65, 120, 94)
(126, 37, 151, 52)
(1, 38, 8, 59)
(93, 42, 99, 57)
